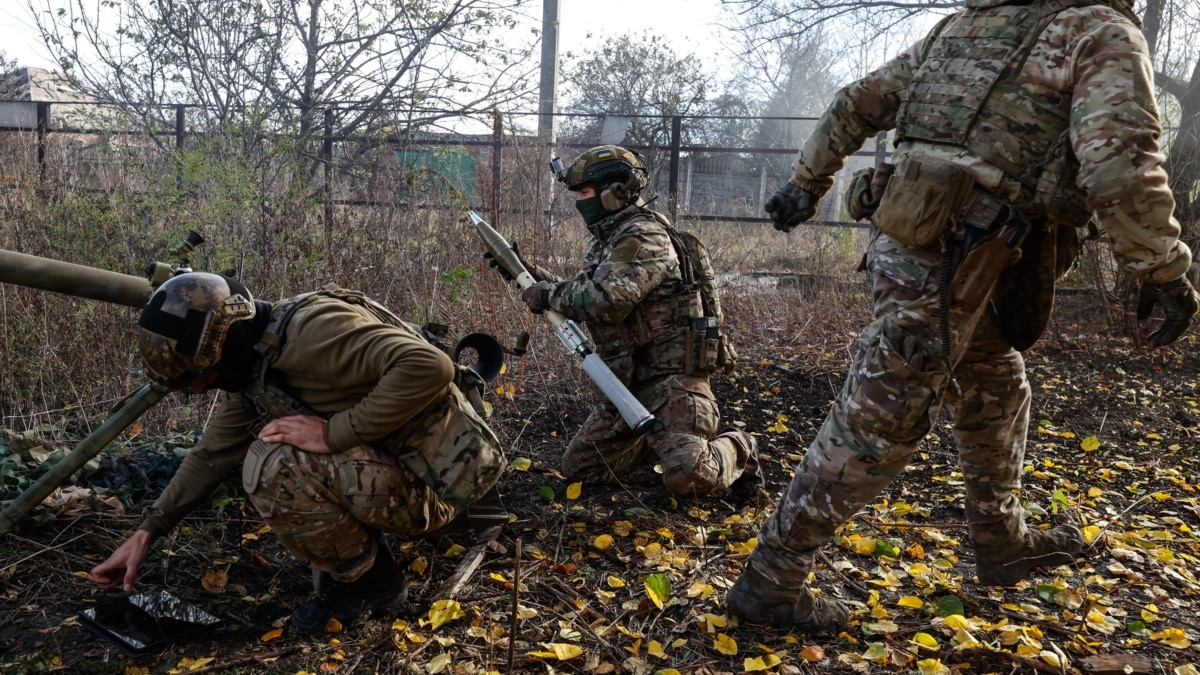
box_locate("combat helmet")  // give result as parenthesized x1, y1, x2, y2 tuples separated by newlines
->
(559, 145, 648, 211)
(137, 272, 256, 388)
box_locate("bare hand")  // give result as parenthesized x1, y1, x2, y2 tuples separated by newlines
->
(259, 415, 331, 453)
(92, 529, 153, 592)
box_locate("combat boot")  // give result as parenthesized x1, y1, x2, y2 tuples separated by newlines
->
(726, 563, 849, 635)
(975, 524, 1083, 587)
(292, 547, 408, 633)
(729, 433, 763, 502)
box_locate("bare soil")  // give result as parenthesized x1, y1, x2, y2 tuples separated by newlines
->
(2, 293, 1199, 675)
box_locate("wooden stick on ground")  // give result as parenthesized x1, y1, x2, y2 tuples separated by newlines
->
(508, 538, 522, 674)
(435, 525, 503, 600)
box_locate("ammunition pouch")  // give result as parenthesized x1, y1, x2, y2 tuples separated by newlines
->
(683, 317, 736, 377)
(873, 153, 975, 248)
(845, 162, 895, 221)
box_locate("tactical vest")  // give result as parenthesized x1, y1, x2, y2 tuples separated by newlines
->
(895, 0, 1117, 229)
(894, 0, 1137, 350)
(586, 211, 736, 384)
(241, 286, 501, 509)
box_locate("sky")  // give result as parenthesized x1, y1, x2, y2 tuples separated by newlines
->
(0, 0, 734, 74)
(0, 4, 54, 70)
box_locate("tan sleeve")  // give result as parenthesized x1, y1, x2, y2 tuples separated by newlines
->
(139, 392, 256, 537)
(276, 301, 456, 452)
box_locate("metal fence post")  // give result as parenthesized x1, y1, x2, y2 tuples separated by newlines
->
(759, 163, 769, 212)
(175, 104, 186, 193)
(667, 115, 681, 223)
(36, 102, 49, 184)
(323, 109, 334, 244)
(491, 108, 503, 229)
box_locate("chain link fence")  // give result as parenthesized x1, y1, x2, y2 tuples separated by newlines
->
(0, 101, 890, 230)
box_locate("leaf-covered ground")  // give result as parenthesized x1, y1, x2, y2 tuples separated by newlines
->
(2, 312, 1200, 674)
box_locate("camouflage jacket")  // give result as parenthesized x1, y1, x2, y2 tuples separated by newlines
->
(140, 296, 495, 536)
(545, 207, 699, 383)
(790, 0, 1191, 284)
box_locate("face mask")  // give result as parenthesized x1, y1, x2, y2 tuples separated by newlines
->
(575, 195, 609, 225)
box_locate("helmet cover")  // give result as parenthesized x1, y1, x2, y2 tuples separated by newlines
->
(563, 145, 646, 192)
(137, 272, 255, 388)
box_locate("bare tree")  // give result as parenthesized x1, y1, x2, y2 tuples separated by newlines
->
(560, 32, 717, 148)
(0, 49, 18, 75)
(1143, 0, 1200, 243)
(29, 0, 538, 143)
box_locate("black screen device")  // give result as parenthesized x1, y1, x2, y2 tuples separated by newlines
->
(78, 589, 222, 654)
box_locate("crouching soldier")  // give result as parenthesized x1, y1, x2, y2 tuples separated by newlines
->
(489, 145, 761, 500)
(91, 273, 506, 633)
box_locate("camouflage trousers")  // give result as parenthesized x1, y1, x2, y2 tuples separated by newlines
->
(246, 442, 458, 582)
(562, 374, 757, 497)
(750, 232, 1031, 583)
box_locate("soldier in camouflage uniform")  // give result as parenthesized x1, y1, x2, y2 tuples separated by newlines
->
(91, 273, 506, 633)
(727, 0, 1199, 634)
(495, 146, 760, 498)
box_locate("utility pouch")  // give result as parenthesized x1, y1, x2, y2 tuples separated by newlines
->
(684, 316, 720, 376)
(844, 162, 895, 221)
(873, 153, 975, 248)
(715, 335, 737, 375)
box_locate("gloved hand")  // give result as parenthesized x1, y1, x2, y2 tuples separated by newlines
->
(1136, 276, 1200, 347)
(764, 182, 819, 232)
(521, 280, 555, 314)
(484, 241, 558, 284)
(483, 240, 527, 283)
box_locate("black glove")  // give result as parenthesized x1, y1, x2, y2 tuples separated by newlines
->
(484, 241, 558, 284)
(521, 280, 555, 314)
(1136, 276, 1200, 347)
(764, 182, 819, 232)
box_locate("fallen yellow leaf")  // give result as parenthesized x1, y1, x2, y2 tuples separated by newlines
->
(912, 632, 939, 650)
(744, 654, 782, 671)
(686, 581, 714, 600)
(917, 658, 948, 675)
(426, 653, 452, 673)
(427, 599, 464, 630)
(647, 640, 666, 659)
(566, 482, 582, 500)
(713, 633, 738, 656)
(593, 534, 614, 551)
(529, 643, 583, 660)
(1151, 627, 1192, 649)
(260, 627, 283, 642)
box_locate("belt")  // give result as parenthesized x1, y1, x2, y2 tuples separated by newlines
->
(959, 188, 1018, 231)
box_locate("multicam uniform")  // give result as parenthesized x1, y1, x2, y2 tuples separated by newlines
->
(542, 208, 757, 496)
(140, 295, 504, 582)
(750, 0, 1192, 583)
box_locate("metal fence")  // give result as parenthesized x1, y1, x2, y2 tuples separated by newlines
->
(0, 101, 890, 229)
